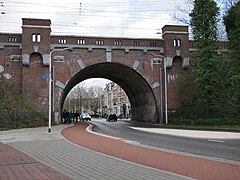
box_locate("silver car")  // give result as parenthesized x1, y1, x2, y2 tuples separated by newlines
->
(80, 113, 91, 121)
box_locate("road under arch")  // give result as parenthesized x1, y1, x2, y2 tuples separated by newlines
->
(59, 62, 158, 123)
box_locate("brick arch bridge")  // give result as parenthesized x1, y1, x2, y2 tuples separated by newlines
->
(0, 18, 227, 123)
(61, 62, 157, 122)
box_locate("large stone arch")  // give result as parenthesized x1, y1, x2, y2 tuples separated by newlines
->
(59, 62, 158, 123)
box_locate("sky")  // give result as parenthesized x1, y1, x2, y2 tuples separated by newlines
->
(0, 0, 188, 38)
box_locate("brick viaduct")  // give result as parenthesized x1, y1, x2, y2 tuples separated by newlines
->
(0, 18, 227, 123)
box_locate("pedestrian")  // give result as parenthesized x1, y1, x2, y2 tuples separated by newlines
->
(74, 110, 80, 123)
(63, 109, 68, 124)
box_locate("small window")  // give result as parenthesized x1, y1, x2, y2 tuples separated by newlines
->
(8, 37, 17, 43)
(114, 40, 122, 46)
(32, 34, 36, 42)
(173, 39, 177, 47)
(173, 39, 181, 47)
(133, 40, 140, 46)
(177, 39, 181, 46)
(150, 41, 157, 47)
(96, 40, 104, 45)
(78, 39, 85, 45)
(37, 34, 41, 42)
(58, 38, 67, 44)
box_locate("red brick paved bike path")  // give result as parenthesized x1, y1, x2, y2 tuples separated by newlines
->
(62, 123, 240, 180)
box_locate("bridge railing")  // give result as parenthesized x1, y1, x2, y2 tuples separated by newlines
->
(0, 110, 46, 131)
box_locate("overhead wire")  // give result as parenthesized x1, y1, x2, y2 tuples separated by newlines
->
(0, 0, 180, 36)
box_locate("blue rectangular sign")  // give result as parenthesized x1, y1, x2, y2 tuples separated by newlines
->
(41, 74, 49, 79)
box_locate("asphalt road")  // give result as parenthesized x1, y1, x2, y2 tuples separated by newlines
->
(91, 119, 240, 163)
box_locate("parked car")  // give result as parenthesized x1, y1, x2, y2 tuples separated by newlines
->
(106, 113, 118, 122)
(80, 113, 91, 121)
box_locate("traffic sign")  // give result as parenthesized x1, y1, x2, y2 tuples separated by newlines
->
(41, 74, 49, 79)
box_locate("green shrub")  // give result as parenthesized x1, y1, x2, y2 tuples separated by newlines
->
(0, 78, 46, 130)
(169, 118, 240, 127)
(192, 118, 240, 126)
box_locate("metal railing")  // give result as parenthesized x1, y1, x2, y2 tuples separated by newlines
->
(168, 105, 240, 120)
(0, 110, 46, 130)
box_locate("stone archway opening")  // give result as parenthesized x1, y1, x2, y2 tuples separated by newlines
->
(59, 62, 158, 123)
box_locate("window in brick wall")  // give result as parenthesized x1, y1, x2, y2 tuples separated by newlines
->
(133, 40, 140, 46)
(173, 39, 181, 47)
(96, 40, 104, 45)
(178, 39, 181, 46)
(150, 41, 157, 47)
(114, 40, 122, 46)
(32, 34, 36, 42)
(78, 39, 85, 45)
(8, 37, 17, 43)
(37, 34, 41, 42)
(173, 39, 177, 46)
(58, 38, 67, 44)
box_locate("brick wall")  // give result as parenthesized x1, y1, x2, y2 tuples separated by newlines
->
(0, 18, 206, 117)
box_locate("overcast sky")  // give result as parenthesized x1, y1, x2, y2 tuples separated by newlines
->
(0, 0, 190, 38)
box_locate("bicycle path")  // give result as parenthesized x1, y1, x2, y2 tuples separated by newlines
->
(62, 123, 240, 180)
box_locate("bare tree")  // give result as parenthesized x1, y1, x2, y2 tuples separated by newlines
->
(65, 83, 104, 114)
(73, 84, 87, 112)
(173, 0, 193, 25)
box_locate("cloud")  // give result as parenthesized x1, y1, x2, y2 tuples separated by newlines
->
(0, 0, 184, 38)
(80, 78, 111, 88)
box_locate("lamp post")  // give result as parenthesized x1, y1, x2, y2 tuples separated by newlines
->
(148, 52, 168, 124)
(48, 47, 72, 133)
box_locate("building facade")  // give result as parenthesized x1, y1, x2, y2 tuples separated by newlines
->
(101, 82, 131, 118)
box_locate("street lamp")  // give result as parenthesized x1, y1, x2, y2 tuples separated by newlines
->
(148, 52, 168, 124)
(48, 47, 73, 133)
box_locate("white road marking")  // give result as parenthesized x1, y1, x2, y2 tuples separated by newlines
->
(123, 140, 140, 145)
(208, 139, 224, 143)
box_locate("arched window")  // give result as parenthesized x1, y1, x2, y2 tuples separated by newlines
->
(8, 37, 17, 42)
(177, 39, 181, 46)
(173, 39, 181, 47)
(114, 40, 122, 46)
(37, 34, 41, 42)
(173, 39, 177, 46)
(58, 38, 67, 44)
(78, 39, 85, 45)
(32, 33, 36, 42)
(96, 40, 104, 45)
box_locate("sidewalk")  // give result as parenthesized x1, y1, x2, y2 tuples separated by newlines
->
(0, 142, 71, 180)
(0, 125, 192, 180)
